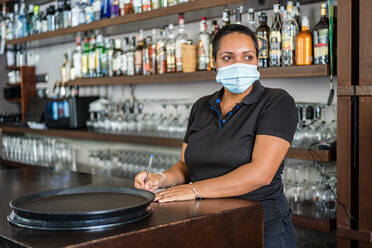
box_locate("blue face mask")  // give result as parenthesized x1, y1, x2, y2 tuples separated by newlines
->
(216, 63, 260, 94)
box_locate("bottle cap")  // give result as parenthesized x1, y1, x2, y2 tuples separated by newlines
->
(302, 16, 309, 27)
(248, 8, 254, 13)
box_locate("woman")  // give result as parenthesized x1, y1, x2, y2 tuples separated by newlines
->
(135, 24, 298, 248)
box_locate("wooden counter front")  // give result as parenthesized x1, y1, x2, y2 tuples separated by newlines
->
(0, 167, 263, 248)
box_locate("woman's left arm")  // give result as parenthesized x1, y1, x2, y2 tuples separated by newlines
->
(154, 134, 289, 202)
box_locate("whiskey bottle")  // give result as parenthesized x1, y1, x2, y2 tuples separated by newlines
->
(156, 28, 167, 74)
(175, 14, 188, 72)
(313, 3, 329, 65)
(197, 17, 210, 71)
(256, 12, 270, 68)
(166, 23, 176, 73)
(281, 1, 298, 66)
(135, 29, 144, 75)
(269, 3, 282, 67)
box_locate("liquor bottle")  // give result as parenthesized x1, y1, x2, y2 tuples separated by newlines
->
(85, 2, 94, 23)
(113, 39, 123, 76)
(63, 0, 72, 28)
(72, 34, 82, 78)
(107, 39, 115, 76)
(121, 37, 129, 75)
(16, 2, 26, 38)
(256, 12, 270, 68)
(156, 28, 167, 74)
(166, 23, 176, 73)
(82, 34, 90, 78)
(234, 6, 243, 25)
(95, 31, 105, 77)
(168, 0, 178, 6)
(111, 0, 120, 17)
(56, 0, 64, 30)
(294, 2, 301, 29)
(89, 33, 97, 77)
(269, 3, 282, 67)
(32, 5, 41, 35)
(208, 20, 219, 71)
(124, 0, 134, 14)
(152, 0, 160, 10)
(101, 0, 111, 18)
(143, 37, 151, 75)
(149, 29, 157, 74)
(92, 0, 101, 21)
(1, 6, 7, 40)
(102, 38, 110, 76)
(135, 30, 144, 75)
(13, 3, 19, 38)
(197, 17, 210, 71)
(222, 9, 230, 27)
(281, 1, 298, 66)
(71, 2, 80, 27)
(295, 16, 312, 65)
(47, 5, 56, 31)
(160, 0, 168, 8)
(70, 49, 75, 81)
(26, 4, 34, 35)
(175, 14, 188, 72)
(313, 3, 329, 65)
(126, 37, 135, 76)
(247, 8, 256, 32)
(142, 0, 151, 12)
(41, 11, 48, 33)
(61, 53, 68, 83)
(133, 0, 142, 13)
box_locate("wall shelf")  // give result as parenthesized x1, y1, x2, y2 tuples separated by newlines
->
(0, 125, 336, 162)
(68, 65, 330, 86)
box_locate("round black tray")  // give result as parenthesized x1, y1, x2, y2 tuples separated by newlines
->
(8, 186, 154, 231)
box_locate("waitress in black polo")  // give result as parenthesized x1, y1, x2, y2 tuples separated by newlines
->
(135, 24, 298, 248)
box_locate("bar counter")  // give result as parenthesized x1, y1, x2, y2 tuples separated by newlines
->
(0, 166, 263, 248)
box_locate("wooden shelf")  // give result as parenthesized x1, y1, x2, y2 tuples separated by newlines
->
(5, 0, 322, 47)
(292, 214, 336, 232)
(6, 98, 21, 103)
(69, 65, 330, 86)
(0, 125, 336, 162)
(0, 158, 26, 168)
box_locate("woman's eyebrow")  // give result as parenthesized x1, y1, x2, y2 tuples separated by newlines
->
(219, 51, 234, 55)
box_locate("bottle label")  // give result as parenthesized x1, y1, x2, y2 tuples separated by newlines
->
(313, 28, 329, 64)
(166, 45, 176, 72)
(257, 32, 268, 59)
(121, 54, 127, 75)
(269, 31, 281, 57)
(82, 55, 88, 74)
(282, 29, 294, 51)
(176, 42, 183, 72)
(127, 54, 134, 75)
(134, 50, 142, 71)
(89, 52, 95, 70)
(197, 35, 209, 70)
(156, 43, 166, 74)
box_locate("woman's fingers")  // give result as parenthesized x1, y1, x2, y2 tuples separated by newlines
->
(154, 185, 196, 203)
(134, 172, 163, 192)
(134, 171, 147, 189)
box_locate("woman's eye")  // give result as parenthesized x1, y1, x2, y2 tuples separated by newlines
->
(245, 56, 253, 61)
(222, 56, 231, 61)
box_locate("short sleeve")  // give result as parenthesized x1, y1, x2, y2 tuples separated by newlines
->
(183, 101, 199, 144)
(256, 92, 298, 143)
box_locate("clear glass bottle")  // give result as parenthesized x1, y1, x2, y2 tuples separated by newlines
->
(63, 0, 72, 28)
(142, 37, 151, 75)
(72, 34, 82, 79)
(160, 0, 168, 8)
(79, 0, 87, 24)
(234, 6, 243, 25)
(295, 16, 312, 65)
(3, 7, 13, 40)
(197, 17, 210, 71)
(126, 37, 135, 76)
(16, 2, 26, 38)
(61, 53, 68, 83)
(13, 3, 19, 38)
(168, 0, 178, 6)
(101, 38, 109, 76)
(222, 9, 230, 27)
(88, 33, 97, 77)
(47, 5, 56, 32)
(152, 0, 160, 10)
(142, 0, 151, 12)
(82, 34, 90, 78)
(95, 31, 105, 77)
(166, 23, 176, 73)
(133, 0, 142, 13)
(92, 0, 102, 21)
(31, 5, 41, 35)
(175, 14, 188, 72)
(256, 12, 270, 68)
(294, 2, 301, 29)
(156, 28, 167, 74)
(149, 29, 157, 74)
(71, 2, 80, 27)
(121, 37, 129, 75)
(41, 11, 48, 33)
(113, 39, 123, 76)
(313, 3, 329, 65)
(135, 29, 144, 75)
(247, 8, 256, 32)
(26, 4, 34, 35)
(281, 1, 298, 66)
(107, 39, 115, 77)
(269, 3, 282, 67)
(56, 0, 64, 30)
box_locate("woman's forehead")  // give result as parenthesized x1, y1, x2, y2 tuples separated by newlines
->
(219, 33, 255, 48)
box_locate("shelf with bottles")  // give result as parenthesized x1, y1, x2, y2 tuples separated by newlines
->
(0, 124, 335, 162)
(3, 0, 327, 48)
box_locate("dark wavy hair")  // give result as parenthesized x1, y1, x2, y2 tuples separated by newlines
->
(211, 24, 259, 61)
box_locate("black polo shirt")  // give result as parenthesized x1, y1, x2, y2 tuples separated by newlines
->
(184, 81, 298, 230)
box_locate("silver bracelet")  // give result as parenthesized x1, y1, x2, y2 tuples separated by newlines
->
(155, 172, 166, 189)
(191, 187, 202, 199)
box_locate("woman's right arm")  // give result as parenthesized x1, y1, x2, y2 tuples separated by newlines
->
(134, 143, 189, 191)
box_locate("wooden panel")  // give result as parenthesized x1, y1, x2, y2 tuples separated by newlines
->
(358, 97, 372, 248)
(336, 97, 352, 248)
(360, 0, 372, 85)
(69, 65, 330, 86)
(286, 147, 335, 162)
(19, 67, 36, 122)
(337, 0, 353, 87)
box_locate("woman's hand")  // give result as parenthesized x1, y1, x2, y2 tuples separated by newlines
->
(134, 172, 165, 192)
(154, 184, 196, 203)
